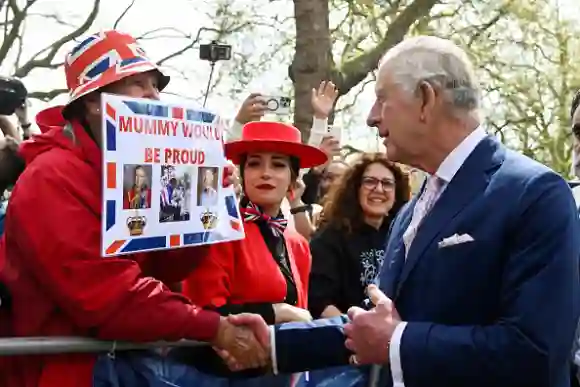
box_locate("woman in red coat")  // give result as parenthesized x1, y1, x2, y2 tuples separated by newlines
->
(0, 30, 267, 387)
(180, 121, 328, 386)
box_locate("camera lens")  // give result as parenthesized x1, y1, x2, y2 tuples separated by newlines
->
(266, 98, 279, 111)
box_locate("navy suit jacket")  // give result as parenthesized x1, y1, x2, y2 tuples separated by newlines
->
(274, 136, 580, 387)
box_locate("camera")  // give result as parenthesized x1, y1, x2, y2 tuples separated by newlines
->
(199, 41, 232, 62)
(0, 76, 27, 116)
(260, 96, 291, 115)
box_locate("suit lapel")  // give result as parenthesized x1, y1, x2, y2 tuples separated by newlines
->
(395, 136, 504, 295)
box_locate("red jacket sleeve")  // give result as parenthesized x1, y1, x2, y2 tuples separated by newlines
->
(7, 159, 220, 342)
(292, 235, 312, 309)
(183, 242, 235, 307)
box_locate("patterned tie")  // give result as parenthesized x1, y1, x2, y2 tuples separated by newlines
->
(402, 175, 443, 256)
(240, 201, 288, 237)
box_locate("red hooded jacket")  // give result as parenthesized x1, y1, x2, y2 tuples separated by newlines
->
(0, 108, 221, 387)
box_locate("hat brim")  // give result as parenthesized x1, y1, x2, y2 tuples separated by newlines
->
(62, 67, 170, 119)
(225, 140, 328, 169)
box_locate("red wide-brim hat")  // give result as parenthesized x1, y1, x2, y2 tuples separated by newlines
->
(225, 121, 328, 169)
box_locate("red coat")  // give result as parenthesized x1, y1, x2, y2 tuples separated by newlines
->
(183, 222, 311, 310)
(0, 112, 221, 387)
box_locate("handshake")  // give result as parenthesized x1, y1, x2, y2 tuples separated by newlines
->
(208, 285, 402, 371)
(211, 314, 272, 371)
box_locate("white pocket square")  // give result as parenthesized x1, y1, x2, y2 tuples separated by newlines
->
(438, 233, 474, 248)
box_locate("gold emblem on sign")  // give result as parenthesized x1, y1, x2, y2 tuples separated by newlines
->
(200, 209, 218, 230)
(127, 215, 147, 236)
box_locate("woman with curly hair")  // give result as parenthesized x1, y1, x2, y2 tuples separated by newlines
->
(308, 152, 411, 319)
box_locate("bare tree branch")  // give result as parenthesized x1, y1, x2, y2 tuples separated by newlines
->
(28, 88, 68, 101)
(113, 0, 136, 29)
(135, 27, 189, 41)
(26, 12, 78, 28)
(0, 0, 36, 65)
(155, 27, 218, 66)
(336, 0, 439, 95)
(12, 0, 100, 78)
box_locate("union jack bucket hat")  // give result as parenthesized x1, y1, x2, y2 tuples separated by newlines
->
(62, 30, 169, 118)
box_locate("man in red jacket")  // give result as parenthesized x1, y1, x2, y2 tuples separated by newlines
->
(0, 30, 269, 387)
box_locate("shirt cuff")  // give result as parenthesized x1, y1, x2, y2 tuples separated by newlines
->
(270, 325, 278, 375)
(226, 120, 244, 142)
(307, 117, 328, 146)
(389, 321, 408, 387)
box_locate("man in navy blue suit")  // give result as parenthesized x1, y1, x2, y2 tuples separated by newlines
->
(224, 35, 580, 387)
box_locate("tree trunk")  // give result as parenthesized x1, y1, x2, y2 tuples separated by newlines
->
(290, 0, 332, 142)
(290, 0, 440, 142)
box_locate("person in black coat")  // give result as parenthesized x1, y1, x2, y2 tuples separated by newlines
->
(308, 152, 411, 319)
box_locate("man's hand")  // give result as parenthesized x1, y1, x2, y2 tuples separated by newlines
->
(311, 81, 339, 119)
(211, 316, 269, 371)
(367, 284, 401, 321)
(343, 285, 401, 365)
(235, 93, 267, 125)
(227, 313, 270, 348)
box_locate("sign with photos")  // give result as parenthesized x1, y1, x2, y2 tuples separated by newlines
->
(100, 93, 245, 257)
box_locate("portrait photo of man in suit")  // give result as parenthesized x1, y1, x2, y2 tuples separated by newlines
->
(221, 35, 580, 387)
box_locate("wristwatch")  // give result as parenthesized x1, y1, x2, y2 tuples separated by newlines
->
(290, 205, 311, 215)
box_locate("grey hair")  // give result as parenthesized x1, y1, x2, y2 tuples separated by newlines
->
(380, 36, 480, 113)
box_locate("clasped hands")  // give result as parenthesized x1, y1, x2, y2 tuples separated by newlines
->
(211, 314, 272, 371)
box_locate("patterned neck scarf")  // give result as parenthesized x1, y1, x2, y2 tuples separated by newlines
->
(240, 200, 287, 237)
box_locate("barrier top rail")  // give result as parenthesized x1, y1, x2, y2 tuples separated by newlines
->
(0, 336, 382, 387)
(0, 337, 204, 356)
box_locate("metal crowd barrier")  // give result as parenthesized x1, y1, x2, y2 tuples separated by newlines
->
(0, 336, 204, 355)
(0, 337, 381, 386)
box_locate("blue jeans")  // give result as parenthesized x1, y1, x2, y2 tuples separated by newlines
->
(92, 350, 292, 387)
(294, 366, 369, 387)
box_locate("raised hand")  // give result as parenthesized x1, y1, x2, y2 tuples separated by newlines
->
(311, 81, 339, 119)
(211, 316, 269, 370)
(286, 178, 306, 207)
(235, 93, 267, 125)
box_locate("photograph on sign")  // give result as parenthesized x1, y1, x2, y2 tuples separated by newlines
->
(159, 165, 193, 223)
(122, 164, 153, 210)
(197, 166, 219, 207)
(101, 93, 245, 257)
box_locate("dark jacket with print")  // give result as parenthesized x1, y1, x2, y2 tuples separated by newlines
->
(308, 221, 391, 318)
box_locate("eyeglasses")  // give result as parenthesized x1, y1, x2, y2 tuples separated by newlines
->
(361, 176, 395, 191)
